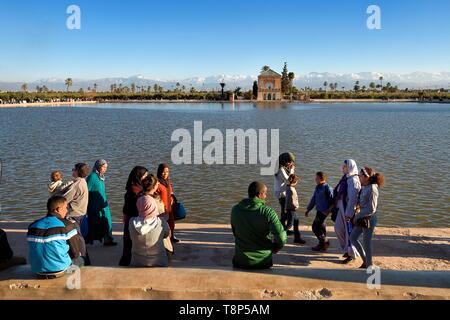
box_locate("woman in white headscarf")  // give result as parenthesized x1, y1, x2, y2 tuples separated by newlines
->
(333, 159, 361, 264)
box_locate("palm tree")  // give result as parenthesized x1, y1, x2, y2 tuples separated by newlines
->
(329, 83, 334, 91)
(323, 81, 328, 92)
(65, 78, 73, 92)
(379, 76, 384, 91)
(288, 72, 295, 99)
(21, 83, 28, 92)
(369, 82, 376, 91)
(93, 83, 98, 92)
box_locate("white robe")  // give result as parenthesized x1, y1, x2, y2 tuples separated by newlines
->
(334, 160, 361, 257)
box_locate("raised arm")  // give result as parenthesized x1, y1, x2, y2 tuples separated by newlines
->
(62, 182, 77, 205)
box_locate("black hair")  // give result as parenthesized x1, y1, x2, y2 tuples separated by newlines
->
(47, 195, 67, 213)
(248, 181, 266, 198)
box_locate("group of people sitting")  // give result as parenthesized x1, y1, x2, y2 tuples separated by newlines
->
(1, 152, 383, 278)
(231, 153, 384, 270)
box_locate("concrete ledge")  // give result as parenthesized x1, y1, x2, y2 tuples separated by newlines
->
(1, 222, 449, 300)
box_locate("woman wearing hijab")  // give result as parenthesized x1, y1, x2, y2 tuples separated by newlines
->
(86, 159, 116, 246)
(333, 159, 361, 264)
(156, 163, 178, 243)
(350, 167, 384, 269)
(129, 175, 171, 267)
(118, 166, 149, 266)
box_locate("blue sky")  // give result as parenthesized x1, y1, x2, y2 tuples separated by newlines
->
(0, 0, 449, 81)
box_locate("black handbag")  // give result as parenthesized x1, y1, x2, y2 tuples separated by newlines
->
(0, 229, 14, 261)
(357, 216, 371, 229)
(330, 207, 339, 222)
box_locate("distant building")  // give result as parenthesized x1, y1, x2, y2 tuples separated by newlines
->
(257, 68, 282, 101)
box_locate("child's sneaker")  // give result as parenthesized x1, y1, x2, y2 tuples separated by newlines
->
(311, 244, 324, 251)
(294, 232, 306, 245)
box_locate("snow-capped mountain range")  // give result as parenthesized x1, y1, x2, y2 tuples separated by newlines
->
(1, 72, 449, 91)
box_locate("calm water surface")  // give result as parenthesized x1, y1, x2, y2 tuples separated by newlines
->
(0, 102, 449, 227)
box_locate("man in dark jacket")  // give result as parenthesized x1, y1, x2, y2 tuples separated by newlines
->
(27, 196, 83, 278)
(231, 181, 287, 269)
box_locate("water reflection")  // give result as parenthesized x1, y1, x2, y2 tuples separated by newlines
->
(0, 102, 449, 227)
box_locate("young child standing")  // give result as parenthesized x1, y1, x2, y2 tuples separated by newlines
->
(48, 171, 73, 196)
(305, 172, 334, 251)
(286, 174, 306, 244)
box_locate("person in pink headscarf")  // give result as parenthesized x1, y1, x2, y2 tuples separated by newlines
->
(129, 174, 171, 267)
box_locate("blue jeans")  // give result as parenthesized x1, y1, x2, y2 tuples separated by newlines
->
(350, 214, 377, 266)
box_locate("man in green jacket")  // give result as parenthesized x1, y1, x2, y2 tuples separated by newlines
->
(231, 181, 287, 269)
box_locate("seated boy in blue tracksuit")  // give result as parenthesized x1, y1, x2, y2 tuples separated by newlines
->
(27, 195, 84, 278)
(305, 172, 334, 251)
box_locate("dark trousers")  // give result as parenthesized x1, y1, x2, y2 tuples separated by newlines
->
(279, 197, 289, 229)
(119, 218, 132, 266)
(286, 210, 297, 230)
(70, 215, 90, 265)
(232, 257, 273, 270)
(312, 211, 328, 244)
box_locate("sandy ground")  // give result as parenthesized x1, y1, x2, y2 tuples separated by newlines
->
(1, 222, 449, 300)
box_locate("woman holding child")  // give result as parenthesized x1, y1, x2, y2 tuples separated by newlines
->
(62, 163, 91, 265)
(274, 152, 296, 233)
(350, 167, 384, 269)
(129, 175, 171, 267)
(119, 166, 149, 266)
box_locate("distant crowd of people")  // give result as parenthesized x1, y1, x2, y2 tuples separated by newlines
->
(0, 152, 384, 278)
